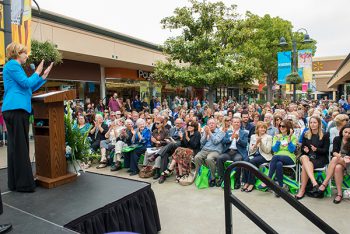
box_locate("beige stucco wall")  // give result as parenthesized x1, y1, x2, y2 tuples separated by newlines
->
(328, 58, 350, 88)
(31, 17, 167, 69)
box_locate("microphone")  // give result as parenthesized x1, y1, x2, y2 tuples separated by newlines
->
(30, 63, 36, 70)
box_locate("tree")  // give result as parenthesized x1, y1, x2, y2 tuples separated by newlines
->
(239, 13, 317, 102)
(153, 0, 260, 107)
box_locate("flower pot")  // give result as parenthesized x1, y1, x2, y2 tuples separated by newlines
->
(67, 161, 82, 176)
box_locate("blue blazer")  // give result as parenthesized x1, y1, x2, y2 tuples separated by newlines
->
(1, 59, 46, 113)
(222, 129, 249, 160)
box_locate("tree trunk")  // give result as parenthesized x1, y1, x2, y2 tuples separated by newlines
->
(266, 73, 273, 103)
(208, 87, 214, 109)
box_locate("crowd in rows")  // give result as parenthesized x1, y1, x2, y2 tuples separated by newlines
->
(69, 93, 350, 204)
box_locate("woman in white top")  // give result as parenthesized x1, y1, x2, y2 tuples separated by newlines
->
(97, 119, 119, 169)
(242, 121, 273, 192)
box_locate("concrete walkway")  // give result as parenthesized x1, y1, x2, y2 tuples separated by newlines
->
(0, 142, 348, 233)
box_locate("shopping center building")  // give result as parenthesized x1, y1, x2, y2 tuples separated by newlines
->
(29, 8, 169, 104)
(327, 53, 350, 99)
(312, 55, 346, 100)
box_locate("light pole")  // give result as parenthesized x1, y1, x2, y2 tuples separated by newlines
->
(279, 28, 313, 102)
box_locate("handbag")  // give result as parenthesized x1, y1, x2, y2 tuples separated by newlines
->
(179, 172, 195, 186)
(122, 144, 141, 153)
(195, 165, 210, 189)
(139, 165, 154, 178)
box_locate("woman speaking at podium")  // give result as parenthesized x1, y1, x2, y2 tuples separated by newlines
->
(1, 42, 53, 192)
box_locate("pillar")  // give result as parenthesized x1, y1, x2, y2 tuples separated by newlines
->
(100, 66, 106, 104)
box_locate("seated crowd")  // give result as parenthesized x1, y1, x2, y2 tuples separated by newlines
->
(69, 93, 350, 204)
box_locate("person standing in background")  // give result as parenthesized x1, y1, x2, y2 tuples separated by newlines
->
(108, 93, 121, 112)
(2, 42, 53, 192)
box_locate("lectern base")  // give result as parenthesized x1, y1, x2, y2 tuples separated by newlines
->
(36, 173, 77, 189)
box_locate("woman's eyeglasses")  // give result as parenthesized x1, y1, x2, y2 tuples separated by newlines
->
(154, 122, 160, 125)
(279, 125, 286, 128)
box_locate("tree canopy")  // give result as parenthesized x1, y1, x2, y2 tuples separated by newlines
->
(154, 0, 317, 103)
(154, 0, 260, 92)
(239, 12, 317, 101)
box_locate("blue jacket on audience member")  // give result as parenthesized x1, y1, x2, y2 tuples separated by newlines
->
(2, 59, 46, 113)
(222, 129, 249, 160)
(133, 127, 152, 147)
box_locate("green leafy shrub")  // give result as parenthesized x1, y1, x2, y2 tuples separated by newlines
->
(27, 40, 63, 67)
(286, 72, 302, 84)
(64, 104, 91, 163)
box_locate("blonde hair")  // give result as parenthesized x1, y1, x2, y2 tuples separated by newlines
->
(6, 42, 27, 60)
(305, 116, 323, 140)
(255, 121, 268, 136)
(334, 114, 349, 127)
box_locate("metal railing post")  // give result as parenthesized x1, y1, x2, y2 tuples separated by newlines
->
(224, 161, 338, 234)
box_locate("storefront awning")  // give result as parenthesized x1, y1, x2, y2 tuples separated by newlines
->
(328, 53, 350, 88)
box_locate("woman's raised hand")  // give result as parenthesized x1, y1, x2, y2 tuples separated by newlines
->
(35, 60, 44, 75)
(42, 62, 54, 79)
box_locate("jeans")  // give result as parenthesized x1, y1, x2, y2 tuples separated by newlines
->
(268, 155, 294, 187)
(242, 154, 268, 184)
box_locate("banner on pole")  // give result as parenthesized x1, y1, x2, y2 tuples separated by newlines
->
(11, 0, 31, 53)
(277, 51, 292, 85)
(302, 83, 308, 92)
(298, 49, 313, 82)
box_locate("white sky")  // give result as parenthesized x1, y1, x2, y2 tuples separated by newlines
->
(37, 0, 350, 57)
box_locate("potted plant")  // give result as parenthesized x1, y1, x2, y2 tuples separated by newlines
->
(286, 72, 302, 84)
(64, 103, 92, 174)
(26, 40, 63, 68)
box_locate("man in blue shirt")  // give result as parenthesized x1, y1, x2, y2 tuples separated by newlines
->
(194, 119, 225, 187)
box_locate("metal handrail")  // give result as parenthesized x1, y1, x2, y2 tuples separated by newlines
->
(224, 161, 338, 234)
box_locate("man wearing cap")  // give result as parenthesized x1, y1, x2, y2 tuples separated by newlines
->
(105, 111, 117, 127)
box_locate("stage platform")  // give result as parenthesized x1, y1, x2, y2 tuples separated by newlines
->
(0, 170, 161, 234)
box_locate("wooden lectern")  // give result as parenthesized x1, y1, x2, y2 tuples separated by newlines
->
(32, 90, 77, 188)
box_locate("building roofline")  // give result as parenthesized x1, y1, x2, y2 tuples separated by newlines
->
(313, 55, 347, 61)
(32, 8, 163, 52)
(327, 53, 350, 84)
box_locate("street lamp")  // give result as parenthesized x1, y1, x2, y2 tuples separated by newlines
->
(279, 28, 313, 102)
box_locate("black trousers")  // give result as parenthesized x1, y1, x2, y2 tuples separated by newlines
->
(158, 142, 180, 172)
(3, 110, 35, 192)
(217, 149, 243, 181)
